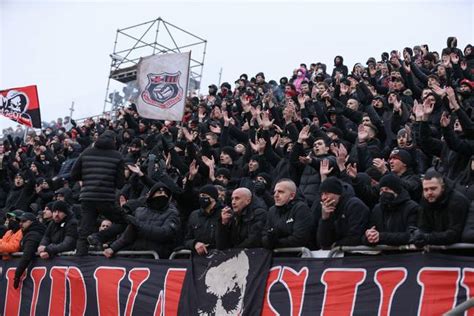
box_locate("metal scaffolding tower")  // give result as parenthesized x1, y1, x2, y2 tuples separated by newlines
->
(103, 17, 207, 112)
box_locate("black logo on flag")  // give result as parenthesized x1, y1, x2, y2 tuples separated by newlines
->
(142, 72, 184, 109)
(0, 90, 33, 127)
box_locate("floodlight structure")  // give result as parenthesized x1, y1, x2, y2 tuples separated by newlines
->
(103, 17, 207, 112)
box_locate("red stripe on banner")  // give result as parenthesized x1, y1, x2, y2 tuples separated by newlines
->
(67, 267, 87, 316)
(29, 267, 47, 316)
(4, 268, 24, 316)
(163, 268, 186, 316)
(280, 267, 309, 316)
(48, 267, 68, 316)
(375, 268, 407, 316)
(94, 267, 126, 316)
(417, 268, 460, 316)
(321, 269, 366, 316)
(125, 268, 150, 316)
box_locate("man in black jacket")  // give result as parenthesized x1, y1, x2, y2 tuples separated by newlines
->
(410, 170, 469, 246)
(262, 179, 313, 249)
(37, 201, 78, 259)
(364, 174, 420, 246)
(13, 212, 46, 289)
(71, 130, 126, 256)
(216, 187, 266, 249)
(103, 182, 180, 259)
(184, 184, 221, 255)
(318, 177, 369, 249)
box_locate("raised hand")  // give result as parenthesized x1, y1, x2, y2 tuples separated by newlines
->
(372, 158, 388, 175)
(358, 125, 369, 143)
(440, 112, 451, 128)
(346, 162, 358, 178)
(413, 100, 424, 121)
(298, 125, 311, 143)
(188, 160, 199, 179)
(319, 159, 334, 181)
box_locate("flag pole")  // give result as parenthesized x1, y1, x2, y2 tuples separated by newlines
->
(23, 127, 29, 143)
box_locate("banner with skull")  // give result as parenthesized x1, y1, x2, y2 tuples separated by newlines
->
(137, 52, 190, 121)
(0, 85, 42, 128)
(178, 249, 272, 316)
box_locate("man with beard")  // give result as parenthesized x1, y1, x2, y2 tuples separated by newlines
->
(184, 185, 222, 255)
(37, 201, 78, 259)
(410, 170, 469, 247)
(363, 174, 420, 246)
(103, 182, 180, 259)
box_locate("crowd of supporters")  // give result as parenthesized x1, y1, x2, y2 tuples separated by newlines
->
(1, 36, 474, 286)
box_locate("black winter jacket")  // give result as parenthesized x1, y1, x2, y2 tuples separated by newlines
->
(15, 220, 46, 280)
(71, 131, 124, 202)
(419, 185, 469, 245)
(40, 214, 78, 256)
(111, 202, 181, 259)
(262, 198, 313, 249)
(318, 191, 369, 249)
(364, 189, 420, 245)
(184, 205, 221, 251)
(216, 199, 266, 249)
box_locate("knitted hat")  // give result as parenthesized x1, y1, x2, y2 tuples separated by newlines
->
(199, 184, 219, 201)
(221, 146, 238, 162)
(52, 200, 70, 214)
(319, 177, 343, 195)
(378, 173, 403, 194)
(390, 149, 413, 167)
(215, 168, 231, 180)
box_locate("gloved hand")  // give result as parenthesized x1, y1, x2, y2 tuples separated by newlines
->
(409, 227, 428, 248)
(125, 215, 139, 227)
(13, 276, 20, 289)
(264, 228, 279, 249)
(254, 181, 266, 196)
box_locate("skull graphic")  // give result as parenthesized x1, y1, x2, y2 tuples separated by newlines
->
(199, 251, 250, 316)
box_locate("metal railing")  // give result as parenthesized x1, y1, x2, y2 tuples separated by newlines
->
(168, 247, 314, 259)
(327, 243, 474, 258)
(444, 298, 474, 315)
(273, 247, 313, 258)
(1, 250, 159, 260)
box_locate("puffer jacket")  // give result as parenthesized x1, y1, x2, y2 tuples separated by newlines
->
(71, 130, 125, 202)
(39, 213, 78, 257)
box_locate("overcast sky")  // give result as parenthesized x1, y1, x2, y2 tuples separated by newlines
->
(1, 0, 473, 129)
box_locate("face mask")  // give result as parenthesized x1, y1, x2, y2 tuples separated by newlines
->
(8, 220, 20, 231)
(380, 192, 396, 205)
(147, 196, 169, 210)
(199, 196, 212, 209)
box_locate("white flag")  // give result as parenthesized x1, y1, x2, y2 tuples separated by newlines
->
(136, 52, 190, 121)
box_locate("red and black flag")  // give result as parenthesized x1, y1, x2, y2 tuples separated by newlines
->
(0, 85, 42, 128)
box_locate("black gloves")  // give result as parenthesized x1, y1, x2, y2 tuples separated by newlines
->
(409, 226, 429, 248)
(13, 276, 20, 289)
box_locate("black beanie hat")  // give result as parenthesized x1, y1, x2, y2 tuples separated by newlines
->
(52, 200, 70, 215)
(378, 173, 403, 194)
(390, 149, 413, 167)
(221, 146, 238, 162)
(199, 184, 219, 201)
(319, 177, 343, 195)
(215, 168, 231, 180)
